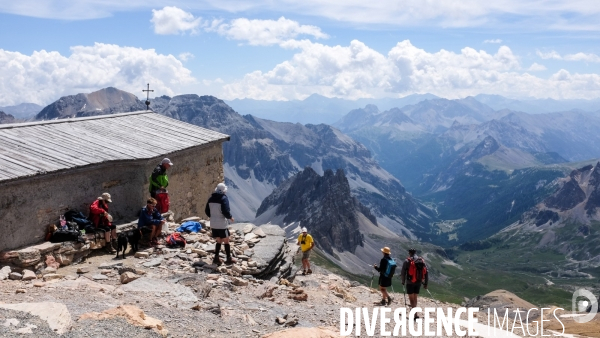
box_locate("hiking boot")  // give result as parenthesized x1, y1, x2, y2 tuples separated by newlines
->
(105, 243, 116, 254)
(387, 296, 393, 305)
(301, 270, 306, 276)
(379, 299, 387, 306)
(212, 258, 223, 266)
(225, 257, 237, 265)
(307, 268, 312, 275)
(414, 314, 420, 321)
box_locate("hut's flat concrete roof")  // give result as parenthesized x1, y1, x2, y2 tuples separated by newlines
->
(0, 111, 229, 182)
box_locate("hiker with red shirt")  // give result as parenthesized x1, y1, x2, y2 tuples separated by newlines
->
(401, 248, 428, 311)
(88, 192, 117, 253)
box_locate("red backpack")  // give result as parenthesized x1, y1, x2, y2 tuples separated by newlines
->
(407, 256, 427, 283)
(166, 232, 186, 247)
(155, 191, 170, 213)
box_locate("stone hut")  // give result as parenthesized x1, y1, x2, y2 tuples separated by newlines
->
(0, 111, 229, 251)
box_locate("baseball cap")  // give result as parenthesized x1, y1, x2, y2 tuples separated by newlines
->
(161, 158, 174, 166)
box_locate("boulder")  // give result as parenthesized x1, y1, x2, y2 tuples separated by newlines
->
(45, 255, 60, 269)
(9, 272, 22, 280)
(22, 269, 36, 281)
(0, 266, 11, 280)
(134, 251, 150, 259)
(244, 233, 258, 241)
(253, 228, 267, 238)
(120, 272, 139, 284)
(243, 224, 254, 234)
(92, 274, 108, 281)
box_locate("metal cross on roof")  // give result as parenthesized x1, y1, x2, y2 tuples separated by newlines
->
(142, 83, 154, 110)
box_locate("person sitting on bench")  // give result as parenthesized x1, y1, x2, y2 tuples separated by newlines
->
(137, 197, 165, 245)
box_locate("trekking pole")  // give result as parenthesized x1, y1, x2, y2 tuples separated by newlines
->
(368, 265, 375, 289)
(426, 288, 439, 307)
(402, 284, 407, 307)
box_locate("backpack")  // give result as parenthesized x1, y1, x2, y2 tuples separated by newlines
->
(407, 256, 427, 283)
(384, 257, 397, 278)
(50, 229, 84, 243)
(166, 232, 186, 247)
(155, 191, 170, 213)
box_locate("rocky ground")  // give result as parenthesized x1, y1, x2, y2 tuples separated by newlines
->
(0, 221, 596, 337)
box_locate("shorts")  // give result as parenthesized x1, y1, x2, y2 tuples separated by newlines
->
(212, 228, 230, 239)
(97, 223, 115, 231)
(302, 250, 311, 259)
(406, 283, 421, 294)
(379, 276, 392, 288)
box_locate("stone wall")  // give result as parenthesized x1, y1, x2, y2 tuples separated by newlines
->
(0, 141, 225, 251)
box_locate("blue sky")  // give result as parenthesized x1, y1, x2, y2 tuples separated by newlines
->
(1, 1, 600, 106)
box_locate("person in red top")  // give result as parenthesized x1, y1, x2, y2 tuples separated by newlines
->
(89, 192, 117, 253)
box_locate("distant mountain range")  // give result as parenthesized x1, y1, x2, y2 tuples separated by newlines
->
(226, 93, 600, 125)
(334, 97, 600, 245)
(0, 103, 42, 120)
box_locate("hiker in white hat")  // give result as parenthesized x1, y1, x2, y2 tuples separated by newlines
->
(88, 192, 117, 253)
(297, 227, 314, 275)
(205, 183, 236, 265)
(149, 158, 173, 198)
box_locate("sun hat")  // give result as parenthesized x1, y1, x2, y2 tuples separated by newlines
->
(301, 227, 307, 233)
(381, 247, 391, 254)
(99, 193, 112, 203)
(215, 183, 227, 193)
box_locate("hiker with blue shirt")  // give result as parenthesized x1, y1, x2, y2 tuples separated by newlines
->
(373, 246, 396, 305)
(137, 197, 165, 245)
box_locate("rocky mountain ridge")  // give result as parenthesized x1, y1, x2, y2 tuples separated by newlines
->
(256, 168, 369, 255)
(0, 111, 16, 124)
(35, 87, 146, 120)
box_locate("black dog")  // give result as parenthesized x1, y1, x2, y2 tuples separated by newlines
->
(127, 229, 141, 254)
(115, 232, 128, 259)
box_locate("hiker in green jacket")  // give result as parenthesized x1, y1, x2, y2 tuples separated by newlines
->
(149, 158, 173, 198)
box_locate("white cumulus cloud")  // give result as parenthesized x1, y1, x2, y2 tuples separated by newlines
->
(483, 39, 502, 44)
(527, 63, 547, 71)
(220, 39, 600, 100)
(151, 6, 201, 35)
(537, 50, 600, 62)
(0, 43, 195, 106)
(178, 52, 195, 62)
(208, 16, 328, 46)
(563, 52, 600, 63)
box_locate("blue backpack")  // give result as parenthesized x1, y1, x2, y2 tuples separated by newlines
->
(384, 257, 397, 278)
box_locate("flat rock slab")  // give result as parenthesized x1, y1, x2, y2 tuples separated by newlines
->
(142, 258, 163, 268)
(0, 302, 72, 334)
(92, 274, 108, 281)
(252, 227, 285, 270)
(98, 261, 123, 269)
(258, 224, 285, 237)
(118, 277, 198, 303)
(49, 276, 116, 292)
